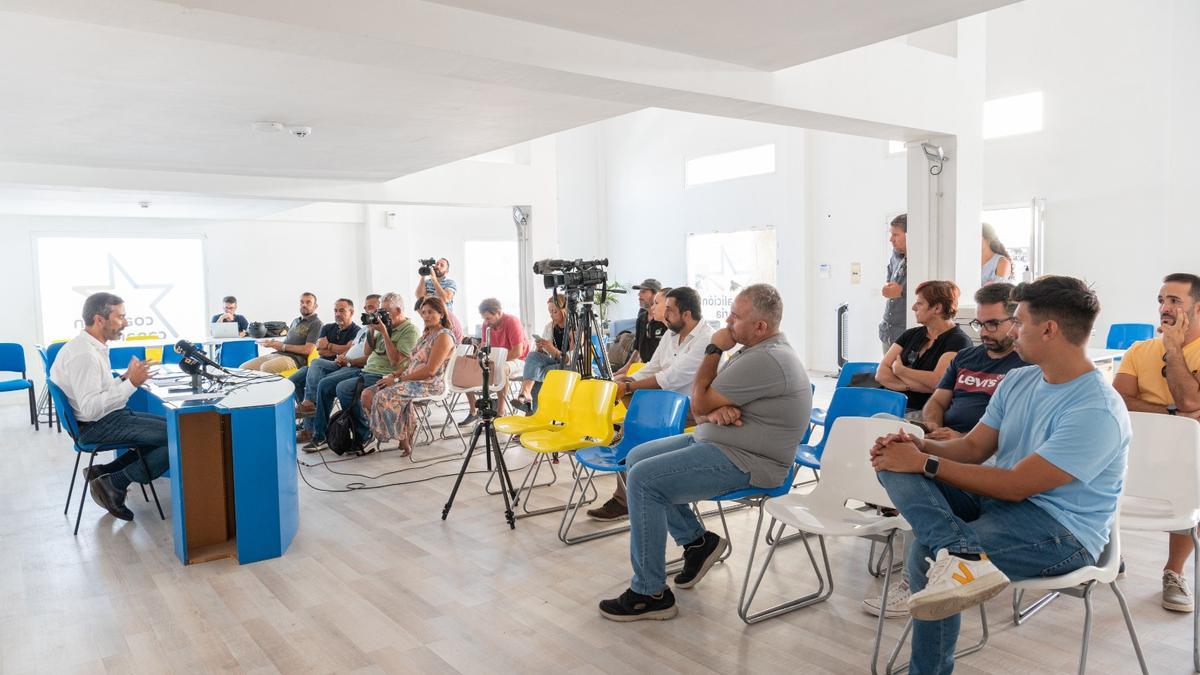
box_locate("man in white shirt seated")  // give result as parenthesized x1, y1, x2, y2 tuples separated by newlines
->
(50, 292, 168, 522)
(588, 286, 714, 522)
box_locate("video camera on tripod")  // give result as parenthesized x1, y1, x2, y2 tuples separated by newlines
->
(532, 258, 623, 379)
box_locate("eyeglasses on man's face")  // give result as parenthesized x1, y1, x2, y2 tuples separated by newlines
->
(969, 317, 1015, 333)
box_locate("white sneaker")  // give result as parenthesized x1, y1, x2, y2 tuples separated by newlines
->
(1163, 570, 1194, 612)
(863, 576, 911, 618)
(907, 549, 1009, 622)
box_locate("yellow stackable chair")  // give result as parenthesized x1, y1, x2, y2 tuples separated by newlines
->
(124, 334, 163, 362)
(512, 379, 619, 518)
(611, 362, 646, 424)
(495, 369, 580, 437)
(278, 348, 320, 379)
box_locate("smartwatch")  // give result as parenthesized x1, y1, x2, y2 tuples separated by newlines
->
(922, 455, 941, 480)
(1168, 404, 1179, 416)
(704, 343, 725, 357)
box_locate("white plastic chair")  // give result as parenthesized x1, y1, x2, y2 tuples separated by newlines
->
(885, 465, 1148, 674)
(409, 348, 467, 457)
(739, 417, 924, 673)
(1120, 411, 1200, 672)
(444, 344, 509, 429)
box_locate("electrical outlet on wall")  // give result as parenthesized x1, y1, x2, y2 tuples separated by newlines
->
(850, 262, 861, 284)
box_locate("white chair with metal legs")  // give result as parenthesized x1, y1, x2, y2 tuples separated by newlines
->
(409, 349, 468, 458)
(738, 417, 923, 674)
(1120, 410, 1200, 672)
(885, 508, 1148, 675)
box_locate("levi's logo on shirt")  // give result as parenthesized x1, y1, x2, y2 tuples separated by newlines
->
(955, 369, 1006, 394)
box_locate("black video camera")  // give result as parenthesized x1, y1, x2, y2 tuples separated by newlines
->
(418, 257, 437, 276)
(362, 309, 392, 328)
(533, 258, 609, 289)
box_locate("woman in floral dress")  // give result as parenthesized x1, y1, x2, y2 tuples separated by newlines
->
(362, 296, 456, 456)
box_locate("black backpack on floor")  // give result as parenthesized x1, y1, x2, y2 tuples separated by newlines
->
(325, 377, 365, 456)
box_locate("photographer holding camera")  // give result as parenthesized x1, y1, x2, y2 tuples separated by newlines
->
(328, 292, 419, 449)
(415, 257, 462, 340)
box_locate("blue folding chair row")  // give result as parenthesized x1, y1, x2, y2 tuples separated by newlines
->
(809, 361, 879, 428)
(797, 387, 907, 472)
(0, 343, 38, 430)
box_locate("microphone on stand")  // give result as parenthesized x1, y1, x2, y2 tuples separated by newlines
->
(174, 339, 229, 373)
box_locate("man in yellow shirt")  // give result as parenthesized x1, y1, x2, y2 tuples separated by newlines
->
(1114, 272, 1200, 613)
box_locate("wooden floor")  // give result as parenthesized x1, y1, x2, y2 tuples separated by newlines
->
(1, 382, 1196, 674)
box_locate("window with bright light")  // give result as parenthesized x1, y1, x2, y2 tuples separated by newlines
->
(982, 205, 1036, 282)
(463, 240, 520, 337)
(685, 144, 776, 187)
(983, 92, 1043, 139)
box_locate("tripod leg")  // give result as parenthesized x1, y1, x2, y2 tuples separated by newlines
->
(441, 420, 485, 520)
(484, 422, 516, 529)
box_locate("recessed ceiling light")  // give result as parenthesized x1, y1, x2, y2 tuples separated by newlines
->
(138, 201, 151, 209)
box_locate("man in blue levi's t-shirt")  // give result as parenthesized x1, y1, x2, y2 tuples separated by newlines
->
(872, 276, 1129, 673)
(923, 283, 1029, 438)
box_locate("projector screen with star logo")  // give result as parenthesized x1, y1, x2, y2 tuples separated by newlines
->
(35, 236, 207, 343)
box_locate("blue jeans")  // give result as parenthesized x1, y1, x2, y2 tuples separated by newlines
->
(78, 409, 170, 489)
(522, 351, 561, 383)
(625, 434, 752, 595)
(336, 372, 382, 441)
(291, 358, 342, 403)
(313, 366, 361, 440)
(878, 471, 1095, 674)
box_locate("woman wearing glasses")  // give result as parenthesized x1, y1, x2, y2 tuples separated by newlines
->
(877, 280, 973, 417)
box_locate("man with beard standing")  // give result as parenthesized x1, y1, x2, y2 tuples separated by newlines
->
(616, 278, 668, 374)
(1113, 272, 1200, 613)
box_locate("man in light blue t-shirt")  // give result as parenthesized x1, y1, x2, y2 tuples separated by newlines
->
(872, 276, 1129, 673)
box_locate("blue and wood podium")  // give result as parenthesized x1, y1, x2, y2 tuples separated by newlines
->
(141, 371, 298, 565)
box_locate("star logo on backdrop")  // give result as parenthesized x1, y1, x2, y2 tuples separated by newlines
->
(73, 255, 178, 336)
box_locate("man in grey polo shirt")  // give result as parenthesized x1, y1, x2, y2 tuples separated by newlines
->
(599, 283, 811, 622)
(241, 292, 323, 373)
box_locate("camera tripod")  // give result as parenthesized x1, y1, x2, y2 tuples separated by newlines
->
(442, 340, 519, 529)
(560, 286, 615, 380)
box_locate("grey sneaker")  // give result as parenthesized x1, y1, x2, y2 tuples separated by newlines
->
(863, 576, 911, 618)
(1163, 570, 1194, 612)
(301, 439, 327, 453)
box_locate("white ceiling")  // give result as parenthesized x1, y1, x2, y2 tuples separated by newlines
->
(0, 187, 302, 220)
(424, 0, 1009, 70)
(0, 0, 1014, 187)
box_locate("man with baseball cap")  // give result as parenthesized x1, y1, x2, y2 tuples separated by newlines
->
(620, 278, 668, 372)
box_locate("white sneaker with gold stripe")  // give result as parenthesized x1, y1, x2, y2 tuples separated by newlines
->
(907, 548, 1010, 621)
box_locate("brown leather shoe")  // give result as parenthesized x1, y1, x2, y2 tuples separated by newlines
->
(586, 497, 629, 522)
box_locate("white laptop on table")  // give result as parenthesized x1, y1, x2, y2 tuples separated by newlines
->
(209, 321, 240, 339)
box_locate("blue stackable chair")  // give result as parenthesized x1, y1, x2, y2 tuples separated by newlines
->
(558, 390, 690, 544)
(160, 343, 183, 365)
(108, 345, 146, 370)
(0, 343, 38, 430)
(672, 463, 800, 578)
(810, 361, 880, 428)
(1106, 323, 1155, 350)
(796, 387, 907, 474)
(48, 380, 165, 535)
(38, 342, 68, 432)
(218, 339, 259, 368)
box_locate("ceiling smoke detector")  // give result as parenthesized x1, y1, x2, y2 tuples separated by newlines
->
(138, 201, 151, 209)
(288, 126, 312, 139)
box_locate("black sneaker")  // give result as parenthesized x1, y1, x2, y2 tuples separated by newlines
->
(674, 531, 728, 589)
(599, 588, 678, 622)
(301, 439, 326, 453)
(87, 471, 134, 521)
(458, 413, 479, 427)
(509, 397, 532, 414)
(586, 498, 628, 522)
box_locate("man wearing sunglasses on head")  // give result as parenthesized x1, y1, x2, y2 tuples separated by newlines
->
(921, 283, 1028, 440)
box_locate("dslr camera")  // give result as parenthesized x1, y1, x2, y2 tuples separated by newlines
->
(533, 258, 609, 289)
(361, 309, 393, 329)
(417, 257, 437, 276)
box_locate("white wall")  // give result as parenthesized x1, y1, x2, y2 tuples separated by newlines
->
(805, 132, 908, 370)
(0, 211, 364, 389)
(592, 109, 809, 355)
(984, 0, 1200, 340)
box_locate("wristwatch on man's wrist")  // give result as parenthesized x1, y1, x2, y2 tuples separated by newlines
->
(704, 343, 725, 357)
(922, 454, 941, 480)
(1168, 404, 1179, 416)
